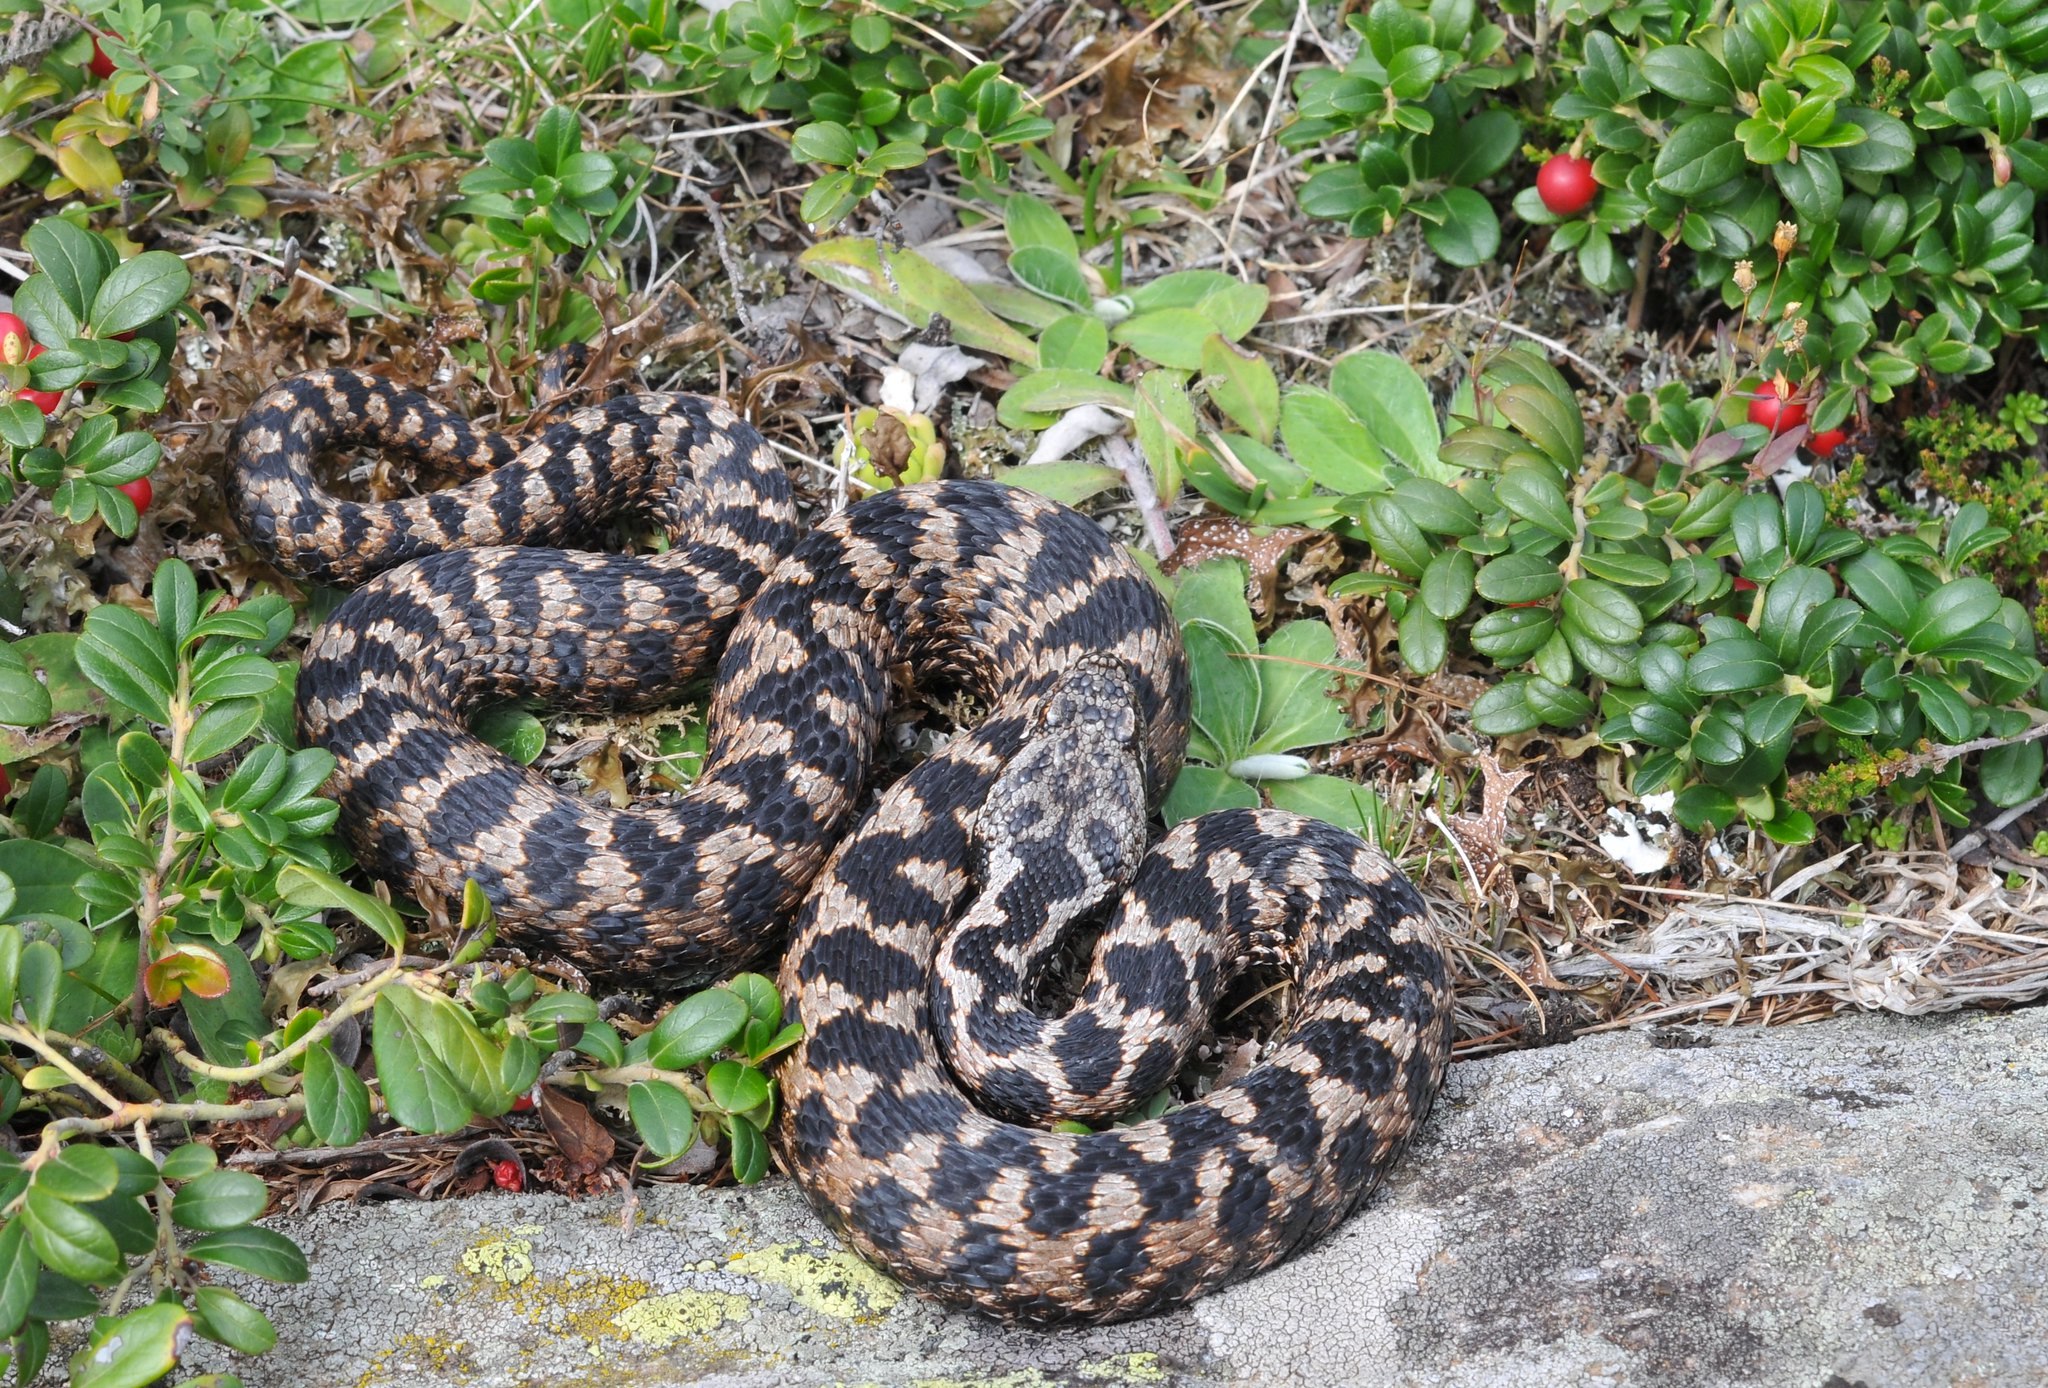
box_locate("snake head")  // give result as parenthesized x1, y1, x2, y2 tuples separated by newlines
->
(1029, 653, 1144, 754)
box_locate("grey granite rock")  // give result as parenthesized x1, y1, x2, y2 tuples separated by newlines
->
(190, 1006, 2048, 1387)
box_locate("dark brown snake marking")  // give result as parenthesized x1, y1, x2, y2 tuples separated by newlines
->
(229, 369, 1454, 1325)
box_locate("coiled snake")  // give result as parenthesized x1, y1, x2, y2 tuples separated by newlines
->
(229, 368, 1454, 1326)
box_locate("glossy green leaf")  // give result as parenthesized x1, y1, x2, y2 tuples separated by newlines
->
(193, 1285, 277, 1356)
(628, 1081, 698, 1162)
(184, 1225, 309, 1283)
(303, 1043, 371, 1147)
(20, 1189, 120, 1283)
(647, 988, 749, 1071)
(67, 1300, 191, 1388)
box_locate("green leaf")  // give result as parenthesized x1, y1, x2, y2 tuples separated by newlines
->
(1495, 387, 1584, 472)
(1124, 271, 1267, 339)
(1980, 739, 2045, 808)
(1183, 620, 1258, 766)
(705, 1059, 770, 1115)
(0, 400, 46, 451)
(1112, 308, 1222, 370)
(16, 939, 61, 1032)
(1416, 187, 1501, 267)
(1161, 764, 1261, 827)
(372, 991, 483, 1135)
(0, 840, 89, 922)
(89, 252, 193, 339)
(473, 706, 546, 765)
(1279, 386, 1387, 493)
(1398, 604, 1447, 675)
(724, 972, 782, 1026)
(1840, 550, 1917, 633)
(1360, 494, 1436, 577)
(1670, 785, 1739, 832)
(33, 1146, 117, 1204)
(1264, 775, 1385, 839)
(1330, 351, 1444, 479)
(159, 1144, 216, 1182)
(1475, 552, 1564, 605)
(23, 220, 116, 321)
(1470, 680, 1539, 735)
(998, 367, 1134, 420)
(1038, 315, 1109, 373)
(1903, 577, 2002, 656)
(20, 1188, 120, 1283)
(1172, 558, 1258, 654)
(1201, 337, 1279, 443)
(1010, 246, 1092, 307)
(74, 605, 174, 724)
(1686, 637, 1783, 694)
(1904, 673, 1974, 742)
(1642, 45, 1735, 104)
(1004, 190, 1080, 261)
(646, 988, 749, 1070)
(729, 1114, 769, 1184)
(1654, 113, 1746, 195)
(276, 865, 406, 954)
(303, 1043, 371, 1147)
(1562, 578, 1645, 646)
(1495, 466, 1575, 541)
(533, 106, 581, 174)
(171, 1169, 269, 1232)
(1420, 548, 1476, 621)
(192, 1286, 277, 1356)
(628, 1080, 697, 1162)
(1469, 607, 1556, 663)
(67, 1300, 190, 1388)
(184, 698, 262, 765)
(799, 239, 1040, 367)
(0, 1217, 38, 1340)
(184, 1225, 310, 1283)
(1578, 550, 1669, 587)
(1134, 369, 1196, 498)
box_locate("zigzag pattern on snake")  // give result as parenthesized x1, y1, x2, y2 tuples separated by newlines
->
(226, 367, 1455, 1325)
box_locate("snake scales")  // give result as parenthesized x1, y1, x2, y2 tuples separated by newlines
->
(228, 367, 1454, 1325)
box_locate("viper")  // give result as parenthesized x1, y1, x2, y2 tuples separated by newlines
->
(228, 367, 1454, 1326)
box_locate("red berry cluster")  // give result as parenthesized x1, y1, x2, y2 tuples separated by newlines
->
(0, 309, 154, 511)
(1746, 380, 1855, 457)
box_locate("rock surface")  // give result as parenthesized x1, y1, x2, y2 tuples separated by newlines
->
(193, 1006, 2048, 1387)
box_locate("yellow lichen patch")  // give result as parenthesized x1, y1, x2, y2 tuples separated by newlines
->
(611, 1290, 753, 1346)
(503, 1269, 656, 1352)
(418, 1274, 447, 1290)
(729, 1242, 903, 1320)
(910, 1372, 1057, 1388)
(355, 1331, 474, 1387)
(1078, 1352, 1170, 1383)
(460, 1236, 536, 1286)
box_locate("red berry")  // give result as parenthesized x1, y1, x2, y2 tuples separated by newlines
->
(118, 477, 152, 512)
(0, 766, 11, 796)
(1808, 427, 1850, 455)
(0, 312, 30, 366)
(510, 1094, 536, 1112)
(1746, 384, 1808, 435)
(490, 1159, 523, 1192)
(1536, 154, 1598, 217)
(1732, 577, 1758, 592)
(14, 340, 60, 414)
(88, 35, 115, 81)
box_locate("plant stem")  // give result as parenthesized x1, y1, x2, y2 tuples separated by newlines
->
(152, 957, 406, 1083)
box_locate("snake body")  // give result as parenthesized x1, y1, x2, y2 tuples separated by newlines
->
(228, 369, 1454, 1325)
